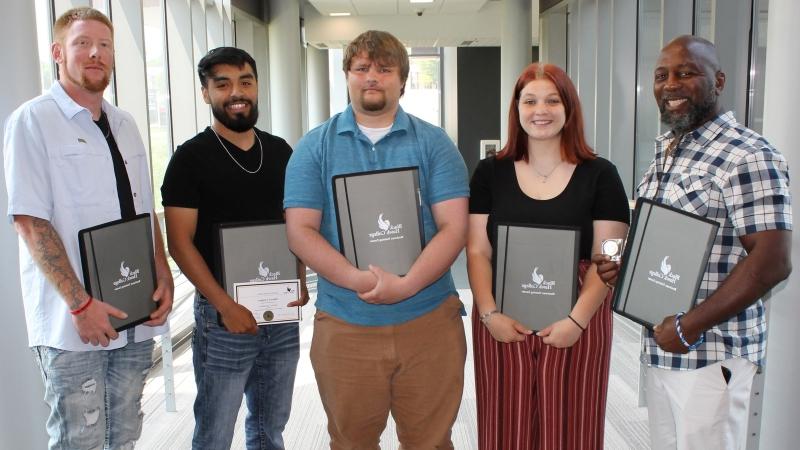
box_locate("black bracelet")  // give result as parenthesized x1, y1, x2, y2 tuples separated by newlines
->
(567, 314, 586, 331)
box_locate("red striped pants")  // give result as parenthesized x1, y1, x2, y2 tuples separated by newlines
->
(473, 261, 613, 450)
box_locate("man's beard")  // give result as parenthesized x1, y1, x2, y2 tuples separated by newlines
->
(359, 91, 387, 112)
(211, 99, 259, 132)
(659, 86, 717, 134)
(63, 56, 110, 93)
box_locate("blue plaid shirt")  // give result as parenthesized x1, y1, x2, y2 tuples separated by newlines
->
(637, 112, 792, 370)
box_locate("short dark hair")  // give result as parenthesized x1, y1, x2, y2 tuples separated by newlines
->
(197, 47, 258, 87)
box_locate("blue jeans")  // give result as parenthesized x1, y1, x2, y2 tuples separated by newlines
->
(32, 333, 154, 450)
(192, 297, 300, 450)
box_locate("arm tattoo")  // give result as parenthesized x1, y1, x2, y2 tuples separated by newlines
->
(25, 217, 87, 310)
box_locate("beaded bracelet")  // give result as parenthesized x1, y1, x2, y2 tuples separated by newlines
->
(479, 309, 498, 324)
(70, 297, 93, 315)
(675, 312, 704, 350)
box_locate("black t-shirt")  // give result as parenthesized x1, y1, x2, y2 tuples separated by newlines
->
(469, 155, 630, 260)
(161, 127, 292, 272)
(94, 111, 136, 219)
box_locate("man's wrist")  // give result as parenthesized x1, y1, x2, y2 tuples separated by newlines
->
(70, 296, 93, 315)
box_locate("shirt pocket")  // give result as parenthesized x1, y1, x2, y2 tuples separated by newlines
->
(52, 144, 114, 208)
(667, 172, 716, 217)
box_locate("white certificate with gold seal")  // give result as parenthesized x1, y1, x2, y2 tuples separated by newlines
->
(233, 279, 302, 325)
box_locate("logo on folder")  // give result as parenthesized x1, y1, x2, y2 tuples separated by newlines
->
(520, 267, 556, 296)
(647, 256, 681, 292)
(112, 260, 141, 291)
(252, 261, 280, 282)
(368, 213, 405, 243)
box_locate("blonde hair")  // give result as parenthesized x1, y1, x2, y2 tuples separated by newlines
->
(54, 7, 114, 44)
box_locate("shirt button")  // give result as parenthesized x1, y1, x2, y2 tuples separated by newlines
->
(124, 160, 128, 165)
(133, 193, 137, 197)
(372, 146, 375, 151)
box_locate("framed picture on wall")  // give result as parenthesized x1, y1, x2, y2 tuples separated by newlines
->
(480, 139, 501, 159)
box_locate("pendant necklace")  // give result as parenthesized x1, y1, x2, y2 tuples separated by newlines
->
(532, 159, 562, 183)
(211, 127, 263, 174)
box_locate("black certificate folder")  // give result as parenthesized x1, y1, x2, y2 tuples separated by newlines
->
(613, 198, 719, 329)
(333, 167, 424, 276)
(216, 221, 298, 298)
(495, 224, 580, 332)
(79, 214, 157, 332)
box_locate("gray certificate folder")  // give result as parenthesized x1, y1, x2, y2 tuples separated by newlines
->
(495, 224, 580, 332)
(613, 198, 719, 329)
(216, 221, 298, 298)
(79, 214, 157, 332)
(333, 167, 424, 276)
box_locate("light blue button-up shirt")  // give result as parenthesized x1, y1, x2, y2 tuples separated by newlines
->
(3, 81, 167, 351)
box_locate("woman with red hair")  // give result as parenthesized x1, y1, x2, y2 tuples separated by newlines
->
(467, 63, 630, 449)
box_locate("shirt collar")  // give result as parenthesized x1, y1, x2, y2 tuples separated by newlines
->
(655, 111, 737, 154)
(336, 104, 411, 136)
(48, 80, 113, 121)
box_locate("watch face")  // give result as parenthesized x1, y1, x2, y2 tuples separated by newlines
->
(602, 240, 619, 255)
(602, 238, 624, 261)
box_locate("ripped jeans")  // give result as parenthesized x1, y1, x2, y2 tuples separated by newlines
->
(32, 334, 154, 450)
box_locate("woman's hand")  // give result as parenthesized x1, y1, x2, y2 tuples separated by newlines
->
(483, 312, 533, 343)
(537, 317, 583, 348)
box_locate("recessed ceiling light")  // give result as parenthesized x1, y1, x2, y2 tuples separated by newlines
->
(329, 12, 351, 16)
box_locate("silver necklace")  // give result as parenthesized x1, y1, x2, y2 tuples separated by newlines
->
(211, 127, 263, 174)
(531, 159, 562, 183)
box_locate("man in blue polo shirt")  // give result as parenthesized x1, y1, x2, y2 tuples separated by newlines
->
(284, 30, 469, 448)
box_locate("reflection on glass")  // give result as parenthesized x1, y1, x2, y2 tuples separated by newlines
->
(695, 0, 714, 41)
(634, 0, 663, 185)
(748, 0, 768, 133)
(400, 51, 441, 126)
(143, 0, 172, 213)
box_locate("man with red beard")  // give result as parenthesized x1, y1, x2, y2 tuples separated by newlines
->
(3, 7, 173, 449)
(161, 47, 307, 450)
(594, 35, 792, 450)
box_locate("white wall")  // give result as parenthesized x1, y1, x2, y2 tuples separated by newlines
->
(758, 0, 800, 447)
(0, 2, 50, 448)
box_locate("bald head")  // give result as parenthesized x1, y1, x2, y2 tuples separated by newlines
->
(653, 35, 726, 133)
(662, 35, 721, 73)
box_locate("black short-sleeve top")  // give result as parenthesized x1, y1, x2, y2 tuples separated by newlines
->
(469, 155, 630, 260)
(161, 127, 292, 272)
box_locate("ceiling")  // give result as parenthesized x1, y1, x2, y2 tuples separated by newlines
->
(306, 0, 493, 16)
(302, 0, 539, 49)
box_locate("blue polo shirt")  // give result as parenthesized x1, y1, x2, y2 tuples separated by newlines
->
(284, 105, 469, 326)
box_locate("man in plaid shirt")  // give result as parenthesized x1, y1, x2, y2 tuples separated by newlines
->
(595, 35, 792, 450)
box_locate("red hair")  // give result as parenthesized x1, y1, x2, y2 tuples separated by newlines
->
(498, 63, 596, 164)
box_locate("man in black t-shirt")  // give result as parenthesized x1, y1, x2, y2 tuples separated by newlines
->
(161, 47, 307, 450)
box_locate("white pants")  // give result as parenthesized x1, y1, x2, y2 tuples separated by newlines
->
(646, 358, 757, 450)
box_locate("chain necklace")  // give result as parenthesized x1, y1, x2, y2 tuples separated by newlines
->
(531, 159, 563, 183)
(211, 127, 263, 174)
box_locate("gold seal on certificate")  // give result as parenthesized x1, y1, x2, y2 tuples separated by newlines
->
(233, 279, 302, 325)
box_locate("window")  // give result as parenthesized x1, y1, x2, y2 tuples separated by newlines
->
(633, 0, 663, 185)
(400, 49, 441, 126)
(34, 0, 54, 93)
(143, 0, 173, 212)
